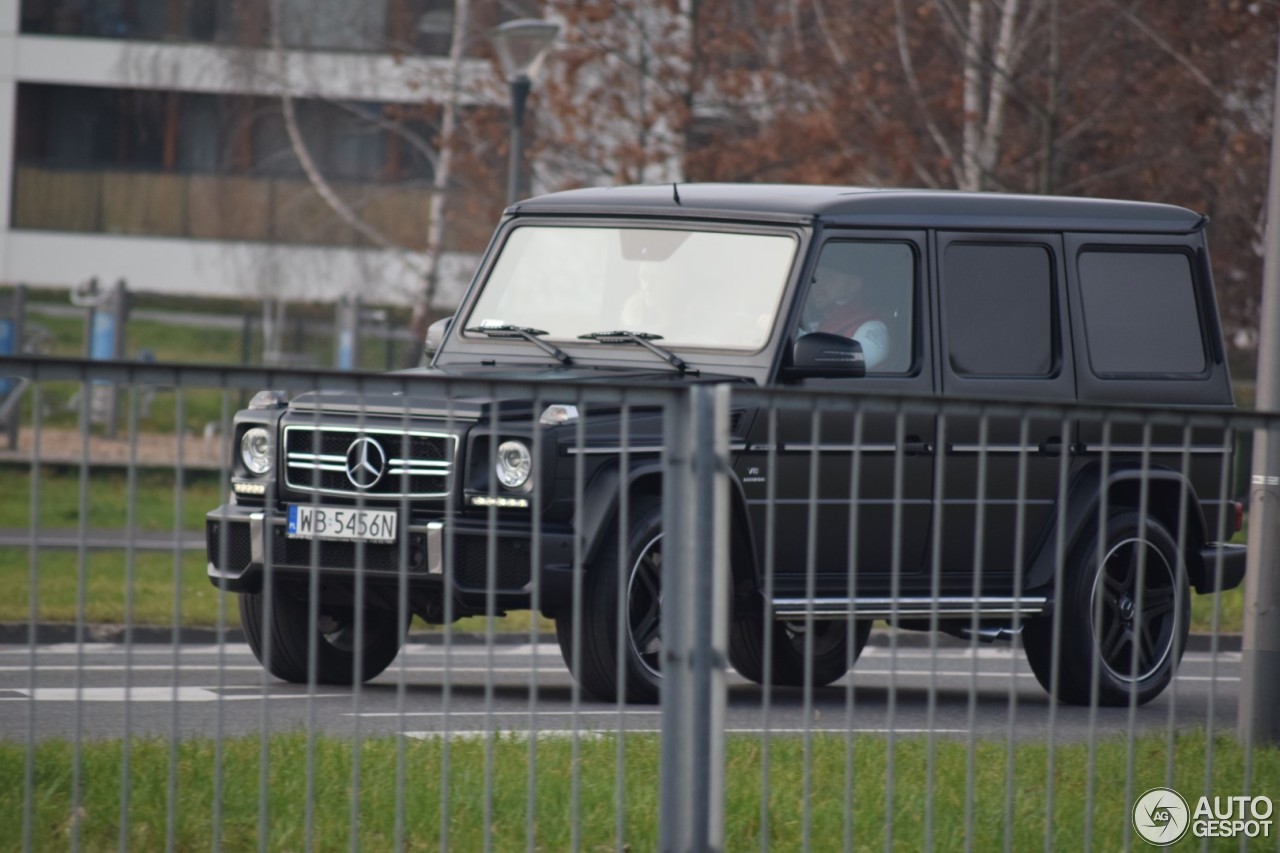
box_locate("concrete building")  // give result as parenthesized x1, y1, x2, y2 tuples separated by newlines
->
(0, 0, 505, 307)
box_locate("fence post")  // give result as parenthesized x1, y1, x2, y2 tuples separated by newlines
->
(1, 283, 23, 449)
(1239, 26, 1280, 748)
(661, 384, 730, 852)
(335, 293, 361, 370)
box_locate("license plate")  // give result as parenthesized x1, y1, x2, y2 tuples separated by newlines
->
(287, 505, 397, 543)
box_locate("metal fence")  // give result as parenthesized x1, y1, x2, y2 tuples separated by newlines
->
(0, 355, 1275, 851)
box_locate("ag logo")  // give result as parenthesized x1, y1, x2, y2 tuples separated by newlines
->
(1133, 787, 1191, 846)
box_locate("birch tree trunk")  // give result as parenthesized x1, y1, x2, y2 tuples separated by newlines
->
(408, 0, 472, 360)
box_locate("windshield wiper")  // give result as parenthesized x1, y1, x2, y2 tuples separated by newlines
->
(578, 330, 696, 374)
(464, 325, 572, 365)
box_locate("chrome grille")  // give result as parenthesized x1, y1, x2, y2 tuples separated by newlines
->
(283, 425, 457, 498)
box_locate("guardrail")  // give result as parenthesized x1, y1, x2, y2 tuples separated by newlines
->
(0, 355, 1274, 850)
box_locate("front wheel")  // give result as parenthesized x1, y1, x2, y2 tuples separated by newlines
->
(555, 496, 666, 704)
(239, 584, 406, 685)
(729, 610, 871, 688)
(1023, 511, 1189, 706)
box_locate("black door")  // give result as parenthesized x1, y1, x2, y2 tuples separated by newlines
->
(739, 232, 935, 601)
(933, 233, 1075, 596)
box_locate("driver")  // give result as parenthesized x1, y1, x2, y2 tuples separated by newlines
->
(802, 257, 890, 369)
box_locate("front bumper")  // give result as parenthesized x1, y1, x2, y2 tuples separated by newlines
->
(206, 504, 576, 610)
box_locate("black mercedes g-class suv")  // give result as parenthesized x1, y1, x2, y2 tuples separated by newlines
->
(208, 184, 1247, 706)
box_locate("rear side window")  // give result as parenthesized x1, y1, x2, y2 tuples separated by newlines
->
(1078, 250, 1206, 376)
(943, 243, 1055, 377)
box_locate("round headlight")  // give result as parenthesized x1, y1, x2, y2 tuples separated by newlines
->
(495, 440, 532, 489)
(240, 427, 272, 476)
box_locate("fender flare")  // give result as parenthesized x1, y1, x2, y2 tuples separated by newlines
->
(1025, 462, 1209, 593)
(575, 458, 760, 607)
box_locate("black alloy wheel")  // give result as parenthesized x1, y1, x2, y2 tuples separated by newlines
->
(556, 496, 667, 703)
(730, 607, 871, 688)
(1023, 511, 1189, 706)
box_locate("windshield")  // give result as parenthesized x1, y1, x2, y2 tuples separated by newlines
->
(464, 225, 798, 351)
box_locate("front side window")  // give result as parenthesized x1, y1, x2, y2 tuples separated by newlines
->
(800, 240, 915, 373)
(465, 226, 798, 351)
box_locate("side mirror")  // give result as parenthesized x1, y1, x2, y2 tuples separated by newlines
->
(423, 315, 454, 362)
(785, 332, 866, 379)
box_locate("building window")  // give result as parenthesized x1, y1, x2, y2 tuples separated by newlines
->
(21, 0, 456, 55)
(10, 83, 456, 249)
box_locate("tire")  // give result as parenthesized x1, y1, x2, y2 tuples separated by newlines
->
(1023, 511, 1190, 706)
(729, 607, 872, 688)
(555, 496, 665, 704)
(239, 584, 406, 685)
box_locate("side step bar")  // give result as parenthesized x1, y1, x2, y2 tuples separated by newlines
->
(770, 596, 1050, 620)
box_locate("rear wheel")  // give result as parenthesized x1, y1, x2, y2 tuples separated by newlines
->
(1023, 511, 1189, 706)
(239, 583, 406, 685)
(730, 609, 872, 688)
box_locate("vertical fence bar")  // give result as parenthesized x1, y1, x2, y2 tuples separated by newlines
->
(843, 407, 866, 853)
(72, 366, 92, 853)
(691, 384, 729, 852)
(167, 388, 186, 853)
(660, 384, 729, 852)
(212, 390, 231, 853)
(963, 413, 990, 850)
(119, 385, 140, 853)
(614, 397, 632, 851)
(1239, 20, 1280, 751)
(759, 407, 780, 853)
(527, 387, 547, 853)
(923, 410, 948, 853)
(884, 408, 907, 852)
(22, 383, 41, 853)
(800, 410, 822, 853)
(570, 388, 586, 853)
(1004, 414, 1033, 853)
(660, 388, 693, 852)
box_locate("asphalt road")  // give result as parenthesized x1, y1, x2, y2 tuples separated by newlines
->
(0, 639, 1242, 744)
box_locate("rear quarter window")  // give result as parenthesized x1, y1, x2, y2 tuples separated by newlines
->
(1078, 250, 1206, 376)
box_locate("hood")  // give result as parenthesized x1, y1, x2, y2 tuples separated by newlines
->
(285, 363, 751, 421)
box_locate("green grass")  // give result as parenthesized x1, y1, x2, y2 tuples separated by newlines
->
(0, 730, 1273, 850)
(1191, 586, 1244, 635)
(0, 467, 223, 533)
(16, 304, 413, 434)
(0, 546, 540, 636)
(0, 548, 229, 627)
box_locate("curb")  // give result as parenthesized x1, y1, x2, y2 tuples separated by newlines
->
(0, 622, 554, 646)
(0, 622, 1242, 652)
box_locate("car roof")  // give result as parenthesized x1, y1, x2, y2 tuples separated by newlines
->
(512, 184, 1205, 233)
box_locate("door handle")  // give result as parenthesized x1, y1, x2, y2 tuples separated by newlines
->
(902, 437, 934, 456)
(1039, 436, 1064, 457)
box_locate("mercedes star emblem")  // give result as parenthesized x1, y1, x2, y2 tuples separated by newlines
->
(345, 437, 386, 489)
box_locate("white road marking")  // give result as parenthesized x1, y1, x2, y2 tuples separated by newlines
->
(0, 687, 348, 702)
(0, 665, 265, 672)
(352, 709, 663, 718)
(402, 727, 973, 740)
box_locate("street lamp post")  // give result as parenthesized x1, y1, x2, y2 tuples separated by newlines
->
(489, 19, 560, 207)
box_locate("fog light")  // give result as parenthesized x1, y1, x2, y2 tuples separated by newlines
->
(471, 495, 530, 508)
(233, 482, 267, 495)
